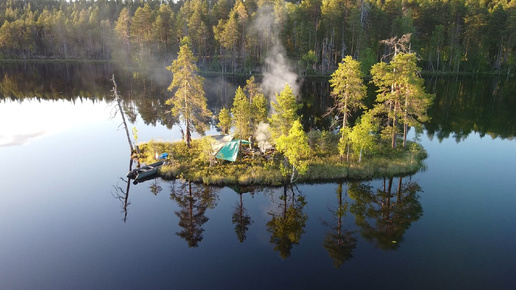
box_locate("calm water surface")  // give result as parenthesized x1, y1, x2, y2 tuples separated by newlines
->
(1, 65, 516, 289)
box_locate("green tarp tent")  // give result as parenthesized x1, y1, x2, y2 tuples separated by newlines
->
(215, 139, 251, 162)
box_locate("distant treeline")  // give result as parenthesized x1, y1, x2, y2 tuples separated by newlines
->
(1, 0, 516, 74)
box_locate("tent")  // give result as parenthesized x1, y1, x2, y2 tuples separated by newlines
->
(210, 134, 234, 152)
(215, 139, 251, 162)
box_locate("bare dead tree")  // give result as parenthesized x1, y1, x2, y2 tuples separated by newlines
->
(380, 33, 413, 62)
(111, 74, 134, 154)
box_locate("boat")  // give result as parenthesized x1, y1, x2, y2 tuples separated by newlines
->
(127, 161, 165, 183)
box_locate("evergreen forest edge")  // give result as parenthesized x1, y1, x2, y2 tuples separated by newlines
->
(1, 0, 516, 75)
(1, 0, 472, 184)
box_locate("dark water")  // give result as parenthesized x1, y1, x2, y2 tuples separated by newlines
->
(1, 64, 516, 289)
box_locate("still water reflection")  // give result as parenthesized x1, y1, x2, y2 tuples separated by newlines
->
(3, 63, 516, 139)
(2, 63, 516, 289)
(118, 176, 421, 260)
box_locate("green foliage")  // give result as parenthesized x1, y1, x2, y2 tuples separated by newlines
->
(166, 37, 212, 148)
(195, 136, 216, 165)
(269, 84, 302, 142)
(217, 107, 232, 134)
(307, 130, 339, 156)
(359, 48, 377, 75)
(329, 55, 367, 129)
(338, 126, 352, 161)
(371, 52, 434, 148)
(251, 93, 268, 125)
(138, 134, 426, 186)
(0, 0, 516, 73)
(301, 50, 317, 73)
(275, 119, 312, 181)
(132, 127, 138, 145)
(231, 86, 251, 139)
(245, 76, 268, 127)
(348, 111, 378, 162)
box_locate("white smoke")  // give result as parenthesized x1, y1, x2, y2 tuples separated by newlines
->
(262, 43, 300, 103)
(251, 5, 300, 103)
(254, 121, 273, 153)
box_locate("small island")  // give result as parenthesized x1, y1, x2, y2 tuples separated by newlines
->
(130, 36, 432, 186)
(137, 136, 427, 186)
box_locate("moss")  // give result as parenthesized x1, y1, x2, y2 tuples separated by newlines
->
(137, 137, 427, 186)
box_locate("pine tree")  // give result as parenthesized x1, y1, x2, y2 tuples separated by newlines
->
(329, 55, 367, 129)
(166, 37, 212, 148)
(114, 7, 132, 61)
(244, 76, 268, 129)
(217, 107, 232, 135)
(371, 52, 433, 148)
(231, 86, 251, 139)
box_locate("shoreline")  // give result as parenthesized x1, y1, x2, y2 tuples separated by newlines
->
(0, 60, 511, 77)
(136, 139, 427, 186)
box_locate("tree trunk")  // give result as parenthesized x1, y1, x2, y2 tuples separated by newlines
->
(391, 113, 397, 149)
(403, 96, 408, 148)
(342, 97, 348, 129)
(186, 118, 191, 148)
(112, 75, 134, 154)
(346, 143, 350, 162)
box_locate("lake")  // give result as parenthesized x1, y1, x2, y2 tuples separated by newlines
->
(1, 64, 516, 289)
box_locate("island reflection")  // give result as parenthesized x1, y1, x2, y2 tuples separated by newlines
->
(128, 176, 423, 266)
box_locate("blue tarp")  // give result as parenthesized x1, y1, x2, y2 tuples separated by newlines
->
(215, 139, 250, 162)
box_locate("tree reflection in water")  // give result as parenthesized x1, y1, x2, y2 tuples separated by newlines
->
(349, 176, 423, 250)
(266, 185, 308, 259)
(323, 182, 357, 268)
(112, 158, 135, 223)
(170, 181, 219, 247)
(230, 186, 254, 243)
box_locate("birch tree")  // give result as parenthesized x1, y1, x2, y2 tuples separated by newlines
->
(275, 119, 311, 183)
(348, 111, 377, 162)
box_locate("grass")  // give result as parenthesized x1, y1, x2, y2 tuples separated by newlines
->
(137, 134, 427, 186)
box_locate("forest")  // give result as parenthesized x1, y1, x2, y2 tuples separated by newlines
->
(1, 0, 516, 74)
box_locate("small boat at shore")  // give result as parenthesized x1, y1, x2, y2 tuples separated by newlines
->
(127, 161, 165, 183)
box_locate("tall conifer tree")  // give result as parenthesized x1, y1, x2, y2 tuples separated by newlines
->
(166, 37, 212, 148)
